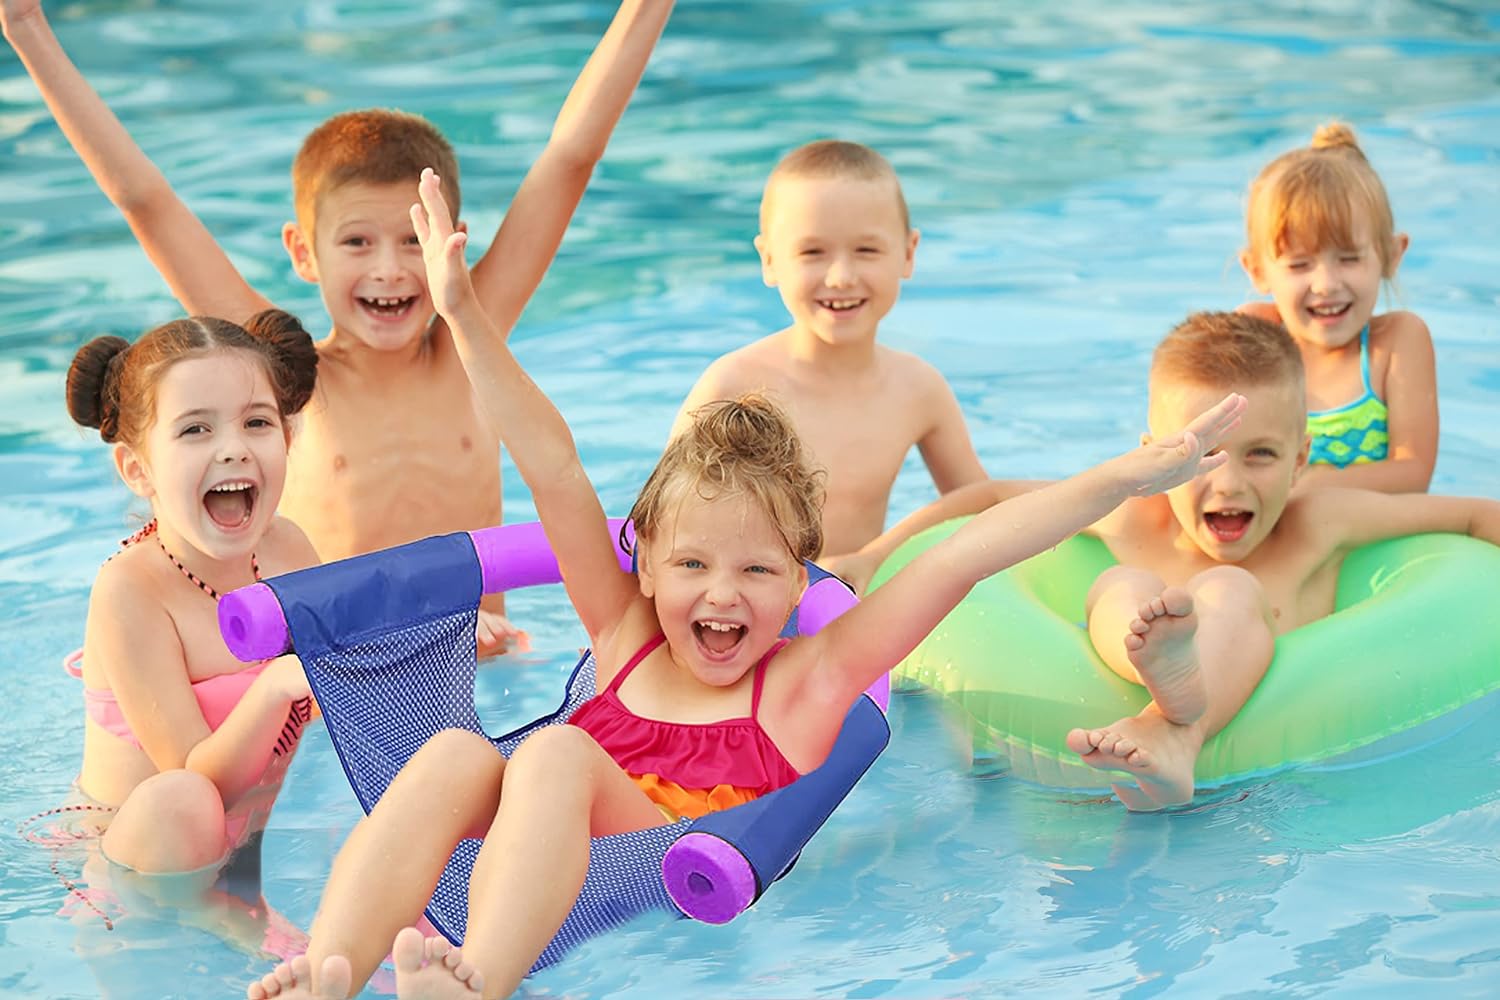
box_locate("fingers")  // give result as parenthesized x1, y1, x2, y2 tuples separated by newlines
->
(412, 166, 454, 248)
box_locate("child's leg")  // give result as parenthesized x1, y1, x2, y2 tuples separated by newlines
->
(102, 769, 232, 874)
(248, 729, 507, 1000)
(396, 724, 665, 1000)
(1071, 566, 1274, 810)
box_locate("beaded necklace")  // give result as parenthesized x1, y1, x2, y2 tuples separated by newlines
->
(121, 519, 261, 599)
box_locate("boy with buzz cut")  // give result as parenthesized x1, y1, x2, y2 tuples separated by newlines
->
(670, 139, 987, 563)
(3, 0, 673, 655)
(844, 311, 1500, 810)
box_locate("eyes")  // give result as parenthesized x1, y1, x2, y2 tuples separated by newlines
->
(796, 245, 884, 258)
(1281, 250, 1365, 271)
(176, 415, 280, 439)
(337, 233, 421, 249)
(678, 558, 776, 575)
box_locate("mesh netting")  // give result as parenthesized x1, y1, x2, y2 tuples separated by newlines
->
(302, 608, 685, 973)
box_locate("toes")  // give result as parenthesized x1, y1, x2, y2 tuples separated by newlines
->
(1161, 587, 1194, 617)
(426, 935, 453, 963)
(393, 926, 426, 975)
(317, 956, 353, 1000)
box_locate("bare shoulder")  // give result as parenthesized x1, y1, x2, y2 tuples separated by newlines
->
(692, 333, 796, 395)
(261, 516, 321, 574)
(1236, 300, 1282, 323)
(87, 545, 173, 633)
(1370, 310, 1433, 350)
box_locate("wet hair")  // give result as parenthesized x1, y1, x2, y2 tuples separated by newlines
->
(292, 108, 460, 238)
(1151, 311, 1305, 398)
(1245, 122, 1401, 277)
(66, 310, 319, 450)
(761, 139, 911, 232)
(626, 394, 825, 565)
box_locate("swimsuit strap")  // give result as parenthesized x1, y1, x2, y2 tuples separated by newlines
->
(118, 518, 260, 602)
(750, 639, 791, 719)
(1358, 323, 1374, 395)
(604, 632, 667, 694)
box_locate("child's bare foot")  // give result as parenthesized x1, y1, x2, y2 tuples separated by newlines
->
(1123, 587, 1206, 724)
(246, 954, 353, 999)
(1065, 710, 1200, 810)
(393, 926, 485, 999)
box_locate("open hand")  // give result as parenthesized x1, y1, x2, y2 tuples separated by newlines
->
(1128, 392, 1248, 496)
(410, 167, 472, 320)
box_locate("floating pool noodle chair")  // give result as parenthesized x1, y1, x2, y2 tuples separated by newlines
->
(219, 520, 889, 971)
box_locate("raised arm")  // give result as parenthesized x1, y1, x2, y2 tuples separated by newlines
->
(2, 1, 271, 322)
(465, 0, 673, 336)
(802, 393, 1248, 712)
(414, 170, 634, 640)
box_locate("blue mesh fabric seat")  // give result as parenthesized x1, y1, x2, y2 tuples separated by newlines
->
(257, 530, 889, 972)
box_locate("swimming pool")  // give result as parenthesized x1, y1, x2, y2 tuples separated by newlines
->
(3, 0, 1499, 995)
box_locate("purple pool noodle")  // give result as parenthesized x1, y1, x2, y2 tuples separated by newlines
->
(796, 576, 889, 712)
(470, 518, 631, 593)
(662, 832, 757, 925)
(218, 583, 291, 661)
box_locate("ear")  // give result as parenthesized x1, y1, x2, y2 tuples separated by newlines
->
(1140, 431, 1152, 447)
(1386, 232, 1410, 277)
(112, 443, 155, 499)
(282, 222, 320, 284)
(1292, 430, 1311, 479)
(902, 227, 920, 279)
(753, 233, 777, 288)
(1239, 248, 1271, 294)
(635, 540, 655, 599)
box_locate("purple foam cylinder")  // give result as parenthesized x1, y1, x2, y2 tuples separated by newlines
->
(661, 832, 758, 925)
(218, 519, 636, 662)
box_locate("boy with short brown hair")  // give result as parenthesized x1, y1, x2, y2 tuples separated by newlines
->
(671, 139, 986, 562)
(3, 0, 674, 655)
(848, 311, 1500, 809)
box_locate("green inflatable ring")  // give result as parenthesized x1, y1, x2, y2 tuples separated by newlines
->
(870, 518, 1500, 789)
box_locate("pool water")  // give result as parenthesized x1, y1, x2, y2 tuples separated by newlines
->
(3, 1, 1499, 996)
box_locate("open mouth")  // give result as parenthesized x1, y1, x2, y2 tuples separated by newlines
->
(817, 297, 866, 314)
(1204, 509, 1253, 543)
(204, 480, 258, 529)
(694, 619, 746, 657)
(358, 295, 419, 319)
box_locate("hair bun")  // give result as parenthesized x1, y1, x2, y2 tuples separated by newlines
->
(244, 308, 319, 414)
(65, 335, 131, 440)
(1311, 121, 1365, 158)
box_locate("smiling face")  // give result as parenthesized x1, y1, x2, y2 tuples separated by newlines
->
(284, 180, 444, 351)
(755, 175, 918, 349)
(119, 351, 288, 563)
(636, 487, 807, 687)
(1150, 377, 1309, 563)
(1243, 218, 1403, 351)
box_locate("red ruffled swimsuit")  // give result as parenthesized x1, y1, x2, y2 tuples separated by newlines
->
(570, 633, 802, 819)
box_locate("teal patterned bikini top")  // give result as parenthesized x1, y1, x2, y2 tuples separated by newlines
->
(1306, 325, 1389, 467)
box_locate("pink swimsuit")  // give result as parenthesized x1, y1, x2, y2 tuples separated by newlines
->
(570, 634, 802, 819)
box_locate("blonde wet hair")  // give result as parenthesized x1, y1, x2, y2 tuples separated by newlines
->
(1245, 122, 1402, 277)
(627, 394, 825, 565)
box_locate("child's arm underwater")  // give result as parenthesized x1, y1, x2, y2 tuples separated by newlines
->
(2, 0, 272, 323)
(793, 394, 1248, 716)
(414, 169, 635, 642)
(465, 0, 673, 337)
(1297, 312, 1438, 494)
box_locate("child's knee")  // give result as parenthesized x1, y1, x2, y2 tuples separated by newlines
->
(1188, 566, 1268, 619)
(414, 729, 504, 779)
(106, 769, 227, 872)
(506, 725, 598, 787)
(1086, 565, 1164, 615)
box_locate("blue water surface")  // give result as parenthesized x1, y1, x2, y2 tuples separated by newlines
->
(2, 1, 1499, 997)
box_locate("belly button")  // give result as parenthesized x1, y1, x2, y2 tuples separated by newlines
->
(460, 435, 473, 452)
(333, 454, 347, 472)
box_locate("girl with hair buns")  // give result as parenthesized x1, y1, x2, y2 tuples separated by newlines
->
(1238, 121, 1438, 493)
(243, 170, 1244, 1000)
(54, 309, 321, 884)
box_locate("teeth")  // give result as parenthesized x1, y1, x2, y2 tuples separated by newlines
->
(699, 620, 741, 632)
(365, 296, 411, 307)
(820, 299, 861, 311)
(1310, 304, 1346, 316)
(210, 482, 253, 493)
